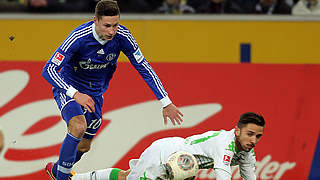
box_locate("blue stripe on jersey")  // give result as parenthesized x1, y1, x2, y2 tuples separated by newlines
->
(117, 26, 138, 49)
(142, 61, 167, 97)
(61, 26, 92, 52)
(47, 64, 70, 89)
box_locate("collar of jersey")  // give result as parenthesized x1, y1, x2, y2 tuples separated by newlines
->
(92, 23, 108, 45)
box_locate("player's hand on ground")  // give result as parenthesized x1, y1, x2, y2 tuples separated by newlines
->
(162, 103, 183, 125)
(73, 91, 95, 112)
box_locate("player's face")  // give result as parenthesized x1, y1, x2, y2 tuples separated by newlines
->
(235, 123, 264, 152)
(94, 15, 120, 41)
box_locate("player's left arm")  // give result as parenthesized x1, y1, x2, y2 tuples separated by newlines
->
(118, 25, 183, 125)
(239, 151, 257, 180)
(215, 168, 232, 180)
(239, 163, 256, 180)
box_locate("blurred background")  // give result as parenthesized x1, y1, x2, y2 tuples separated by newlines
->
(0, 0, 320, 180)
(0, 0, 318, 15)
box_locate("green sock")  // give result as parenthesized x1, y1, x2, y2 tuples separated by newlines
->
(109, 168, 122, 180)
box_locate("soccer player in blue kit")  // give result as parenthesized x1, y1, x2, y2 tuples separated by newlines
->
(41, 1, 183, 179)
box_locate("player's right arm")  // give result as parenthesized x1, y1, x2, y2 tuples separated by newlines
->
(41, 49, 78, 98)
(238, 150, 257, 180)
(211, 134, 234, 180)
(41, 28, 95, 112)
(215, 168, 232, 180)
(239, 163, 256, 180)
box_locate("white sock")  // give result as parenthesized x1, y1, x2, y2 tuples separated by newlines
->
(72, 168, 121, 180)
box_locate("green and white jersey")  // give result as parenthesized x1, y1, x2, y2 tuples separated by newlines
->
(127, 129, 256, 180)
(183, 129, 256, 179)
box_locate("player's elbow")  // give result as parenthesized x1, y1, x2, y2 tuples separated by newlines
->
(41, 63, 55, 83)
(41, 65, 49, 79)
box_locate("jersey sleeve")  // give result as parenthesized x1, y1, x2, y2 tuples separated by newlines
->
(213, 152, 233, 177)
(239, 150, 257, 180)
(212, 137, 234, 177)
(41, 32, 81, 98)
(117, 25, 172, 107)
(215, 168, 232, 180)
(239, 163, 256, 180)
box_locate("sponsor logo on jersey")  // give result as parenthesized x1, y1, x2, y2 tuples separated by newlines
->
(106, 53, 116, 61)
(97, 49, 105, 55)
(133, 48, 144, 63)
(223, 155, 231, 165)
(51, 52, 65, 66)
(79, 59, 110, 70)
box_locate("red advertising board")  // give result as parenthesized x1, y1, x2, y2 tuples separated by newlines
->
(0, 62, 319, 179)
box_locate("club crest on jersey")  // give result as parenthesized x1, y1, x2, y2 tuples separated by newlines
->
(51, 52, 65, 66)
(133, 48, 144, 63)
(106, 53, 116, 61)
(97, 49, 105, 55)
(223, 155, 231, 165)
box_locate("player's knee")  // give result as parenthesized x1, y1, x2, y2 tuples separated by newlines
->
(68, 115, 87, 138)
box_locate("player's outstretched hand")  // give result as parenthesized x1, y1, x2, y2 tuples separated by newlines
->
(162, 103, 183, 125)
(74, 91, 95, 113)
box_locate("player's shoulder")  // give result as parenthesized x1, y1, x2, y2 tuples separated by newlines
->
(67, 21, 93, 40)
(60, 21, 94, 52)
(117, 24, 130, 32)
(116, 24, 134, 38)
(209, 129, 233, 141)
(73, 21, 94, 31)
(116, 24, 138, 49)
(217, 129, 237, 152)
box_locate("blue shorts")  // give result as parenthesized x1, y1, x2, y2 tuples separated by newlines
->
(53, 88, 103, 139)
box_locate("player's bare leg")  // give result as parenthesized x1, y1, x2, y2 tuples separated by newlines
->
(68, 115, 87, 138)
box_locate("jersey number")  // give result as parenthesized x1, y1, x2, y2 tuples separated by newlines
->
(88, 118, 102, 129)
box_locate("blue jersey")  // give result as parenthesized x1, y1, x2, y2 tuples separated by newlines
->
(42, 21, 171, 107)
